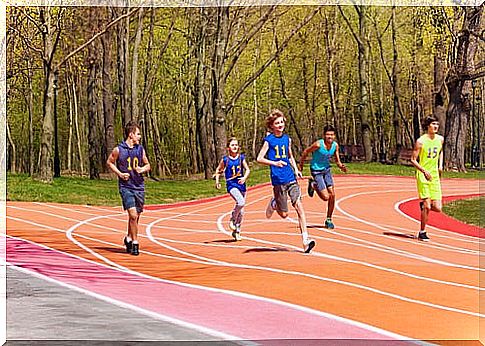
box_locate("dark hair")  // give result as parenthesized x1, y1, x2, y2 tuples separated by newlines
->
(124, 121, 139, 139)
(422, 116, 438, 130)
(323, 124, 336, 134)
(265, 109, 286, 132)
(226, 137, 239, 147)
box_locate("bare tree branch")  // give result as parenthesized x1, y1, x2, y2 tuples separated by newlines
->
(55, 7, 139, 70)
(227, 6, 322, 112)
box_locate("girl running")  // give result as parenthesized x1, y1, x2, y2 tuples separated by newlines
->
(214, 137, 250, 241)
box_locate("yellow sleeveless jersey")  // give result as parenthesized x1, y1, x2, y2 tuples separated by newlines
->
(417, 134, 443, 180)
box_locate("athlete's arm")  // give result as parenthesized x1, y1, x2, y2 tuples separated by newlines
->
(410, 139, 432, 181)
(107, 147, 130, 181)
(257, 141, 287, 167)
(298, 141, 320, 172)
(288, 138, 302, 178)
(334, 143, 347, 173)
(238, 158, 250, 184)
(439, 137, 444, 176)
(135, 149, 151, 174)
(213, 159, 225, 189)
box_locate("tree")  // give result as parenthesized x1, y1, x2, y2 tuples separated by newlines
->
(444, 6, 483, 172)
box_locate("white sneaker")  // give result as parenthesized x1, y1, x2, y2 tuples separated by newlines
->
(229, 219, 236, 231)
(265, 198, 276, 219)
(304, 239, 316, 253)
(232, 226, 242, 241)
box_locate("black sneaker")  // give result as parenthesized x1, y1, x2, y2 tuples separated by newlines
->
(417, 232, 430, 242)
(124, 237, 132, 253)
(131, 243, 140, 256)
(307, 178, 315, 198)
(304, 239, 316, 253)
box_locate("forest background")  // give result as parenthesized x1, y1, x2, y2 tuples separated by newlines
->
(6, 5, 484, 183)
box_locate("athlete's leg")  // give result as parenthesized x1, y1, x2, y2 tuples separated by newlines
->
(312, 172, 329, 201)
(431, 199, 442, 213)
(229, 188, 246, 225)
(326, 186, 335, 219)
(420, 198, 431, 232)
(127, 207, 139, 241)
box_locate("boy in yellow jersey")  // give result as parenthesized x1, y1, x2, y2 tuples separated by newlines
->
(410, 116, 444, 241)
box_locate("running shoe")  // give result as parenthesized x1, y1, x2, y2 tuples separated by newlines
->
(265, 198, 276, 219)
(229, 219, 237, 231)
(307, 178, 315, 198)
(304, 239, 316, 253)
(123, 237, 132, 254)
(417, 232, 430, 242)
(324, 218, 335, 229)
(232, 230, 242, 241)
(131, 243, 140, 256)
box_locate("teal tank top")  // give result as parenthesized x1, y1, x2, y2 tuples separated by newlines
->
(310, 140, 336, 171)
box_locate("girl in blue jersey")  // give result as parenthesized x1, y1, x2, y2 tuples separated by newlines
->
(257, 109, 316, 254)
(107, 121, 151, 256)
(299, 125, 347, 229)
(214, 137, 250, 241)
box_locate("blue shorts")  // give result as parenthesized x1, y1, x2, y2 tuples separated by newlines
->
(120, 187, 145, 214)
(311, 168, 334, 191)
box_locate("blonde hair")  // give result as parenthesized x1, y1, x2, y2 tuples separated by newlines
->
(265, 109, 286, 132)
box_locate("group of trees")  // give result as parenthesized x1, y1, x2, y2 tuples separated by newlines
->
(6, 5, 484, 182)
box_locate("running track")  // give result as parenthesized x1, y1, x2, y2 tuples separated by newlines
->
(5, 175, 484, 343)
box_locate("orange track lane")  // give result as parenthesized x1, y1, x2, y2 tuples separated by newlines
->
(6, 175, 483, 343)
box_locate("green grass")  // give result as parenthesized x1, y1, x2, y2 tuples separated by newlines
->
(6, 162, 482, 206)
(442, 196, 484, 228)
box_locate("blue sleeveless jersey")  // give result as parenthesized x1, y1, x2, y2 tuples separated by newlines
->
(117, 141, 145, 191)
(264, 133, 296, 185)
(223, 154, 246, 193)
(310, 140, 336, 171)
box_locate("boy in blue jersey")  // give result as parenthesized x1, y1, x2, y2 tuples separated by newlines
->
(214, 137, 250, 241)
(257, 109, 316, 254)
(107, 121, 151, 256)
(298, 125, 347, 229)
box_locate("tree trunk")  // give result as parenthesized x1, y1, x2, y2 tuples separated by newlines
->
(131, 8, 144, 122)
(211, 7, 229, 165)
(27, 59, 35, 176)
(324, 9, 339, 140)
(391, 6, 402, 155)
(116, 7, 130, 127)
(444, 6, 483, 172)
(340, 5, 372, 161)
(6, 119, 16, 173)
(72, 71, 85, 175)
(87, 12, 100, 180)
(194, 10, 214, 179)
(66, 71, 73, 173)
(38, 8, 55, 183)
(357, 6, 372, 161)
(101, 9, 115, 162)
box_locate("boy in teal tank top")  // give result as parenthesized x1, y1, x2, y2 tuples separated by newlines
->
(298, 125, 347, 229)
(410, 116, 444, 241)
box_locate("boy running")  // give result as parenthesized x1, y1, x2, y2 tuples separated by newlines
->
(257, 109, 316, 253)
(107, 121, 151, 255)
(214, 137, 250, 241)
(410, 116, 444, 241)
(298, 125, 347, 229)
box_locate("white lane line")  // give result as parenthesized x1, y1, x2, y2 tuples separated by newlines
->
(335, 189, 484, 268)
(7, 263, 240, 342)
(5, 234, 411, 341)
(394, 196, 483, 241)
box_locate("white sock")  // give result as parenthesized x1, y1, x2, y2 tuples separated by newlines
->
(301, 232, 309, 243)
(126, 236, 132, 242)
(132, 240, 139, 244)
